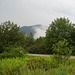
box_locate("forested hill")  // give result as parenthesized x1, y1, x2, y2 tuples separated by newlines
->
(20, 24, 48, 38)
(20, 25, 36, 35)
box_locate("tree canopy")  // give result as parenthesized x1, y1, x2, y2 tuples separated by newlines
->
(46, 17, 75, 54)
(0, 21, 25, 53)
(0, 18, 75, 55)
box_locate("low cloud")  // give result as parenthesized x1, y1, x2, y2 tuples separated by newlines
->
(32, 25, 48, 39)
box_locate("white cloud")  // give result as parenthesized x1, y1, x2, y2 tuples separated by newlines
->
(32, 25, 48, 39)
(0, 0, 75, 27)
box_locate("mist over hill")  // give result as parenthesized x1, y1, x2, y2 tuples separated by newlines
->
(20, 24, 48, 39)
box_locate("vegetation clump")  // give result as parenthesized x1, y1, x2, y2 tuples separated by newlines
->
(0, 17, 75, 75)
(0, 56, 75, 75)
(46, 17, 75, 54)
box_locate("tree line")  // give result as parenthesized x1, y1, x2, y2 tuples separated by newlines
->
(0, 17, 75, 58)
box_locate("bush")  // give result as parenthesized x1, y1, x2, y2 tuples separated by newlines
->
(52, 39, 73, 59)
(1, 57, 75, 75)
(0, 46, 25, 59)
(52, 39, 73, 65)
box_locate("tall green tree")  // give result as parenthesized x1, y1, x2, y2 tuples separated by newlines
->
(35, 37, 45, 44)
(0, 21, 25, 53)
(46, 17, 75, 54)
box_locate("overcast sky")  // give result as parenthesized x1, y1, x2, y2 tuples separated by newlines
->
(0, 0, 75, 27)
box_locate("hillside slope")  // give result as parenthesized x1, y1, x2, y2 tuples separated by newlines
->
(20, 24, 48, 39)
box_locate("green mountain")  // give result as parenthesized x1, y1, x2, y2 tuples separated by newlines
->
(20, 25, 41, 35)
(20, 24, 48, 38)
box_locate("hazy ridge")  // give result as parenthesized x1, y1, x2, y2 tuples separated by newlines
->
(20, 24, 48, 39)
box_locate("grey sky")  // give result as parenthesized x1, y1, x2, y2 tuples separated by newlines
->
(0, 0, 75, 27)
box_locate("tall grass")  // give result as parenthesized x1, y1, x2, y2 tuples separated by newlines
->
(1, 56, 75, 75)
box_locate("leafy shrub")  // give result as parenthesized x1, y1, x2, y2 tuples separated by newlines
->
(52, 39, 73, 65)
(52, 39, 73, 59)
(1, 57, 27, 75)
(1, 57, 75, 75)
(0, 46, 25, 59)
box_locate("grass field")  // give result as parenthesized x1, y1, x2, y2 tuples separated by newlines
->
(1, 56, 75, 75)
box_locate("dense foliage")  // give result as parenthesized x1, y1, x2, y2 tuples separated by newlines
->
(0, 18, 75, 75)
(1, 56, 75, 75)
(0, 21, 26, 53)
(0, 21, 28, 58)
(46, 17, 75, 54)
(52, 39, 73, 59)
(0, 17, 75, 58)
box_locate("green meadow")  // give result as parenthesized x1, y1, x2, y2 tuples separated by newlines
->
(1, 56, 75, 75)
